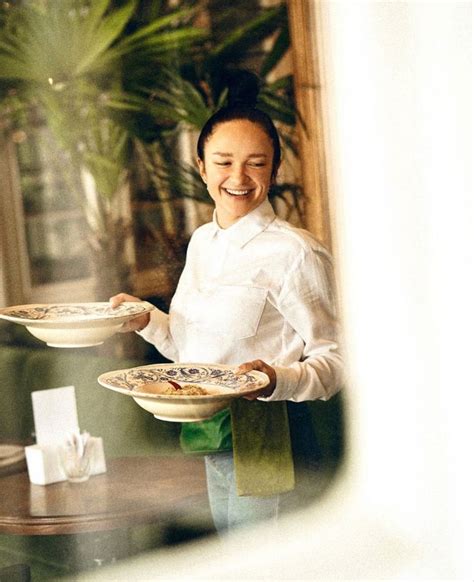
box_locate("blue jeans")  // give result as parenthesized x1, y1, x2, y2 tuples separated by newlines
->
(204, 452, 280, 534)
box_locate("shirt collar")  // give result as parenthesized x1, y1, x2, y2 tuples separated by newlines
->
(210, 199, 276, 248)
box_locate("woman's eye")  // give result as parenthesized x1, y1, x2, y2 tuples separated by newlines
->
(249, 163, 265, 168)
(215, 162, 231, 167)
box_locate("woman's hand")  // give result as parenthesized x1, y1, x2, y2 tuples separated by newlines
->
(235, 359, 276, 399)
(109, 293, 151, 333)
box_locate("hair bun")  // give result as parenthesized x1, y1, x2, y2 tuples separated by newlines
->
(225, 70, 261, 108)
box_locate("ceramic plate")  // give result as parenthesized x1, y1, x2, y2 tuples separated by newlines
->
(98, 363, 269, 399)
(0, 302, 155, 347)
(0, 302, 154, 325)
(98, 363, 270, 422)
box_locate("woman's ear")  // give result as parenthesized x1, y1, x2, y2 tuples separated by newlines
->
(197, 157, 207, 184)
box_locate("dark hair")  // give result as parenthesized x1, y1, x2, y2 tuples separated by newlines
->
(196, 70, 281, 179)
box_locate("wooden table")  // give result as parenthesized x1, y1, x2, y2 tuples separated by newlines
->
(0, 455, 209, 535)
(0, 455, 211, 573)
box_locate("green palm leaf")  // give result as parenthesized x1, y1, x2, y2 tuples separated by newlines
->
(116, 7, 197, 50)
(75, 1, 138, 75)
(209, 5, 285, 61)
(142, 69, 211, 129)
(260, 22, 290, 78)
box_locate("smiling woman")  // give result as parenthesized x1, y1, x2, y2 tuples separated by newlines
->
(110, 69, 343, 535)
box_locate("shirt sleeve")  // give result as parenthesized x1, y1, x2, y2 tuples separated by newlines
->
(136, 308, 179, 362)
(263, 246, 344, 402)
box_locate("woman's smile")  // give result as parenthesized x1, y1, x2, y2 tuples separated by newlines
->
(224, 188, 252, 196)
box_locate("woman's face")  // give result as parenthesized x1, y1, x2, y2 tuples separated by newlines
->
(197, 119, 276, 229)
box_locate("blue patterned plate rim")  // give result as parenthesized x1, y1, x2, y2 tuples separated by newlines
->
(97, 363, 269, 400)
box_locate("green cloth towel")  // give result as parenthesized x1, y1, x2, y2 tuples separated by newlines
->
(230, 399, 295, 497)
(180, 408, 232, 454)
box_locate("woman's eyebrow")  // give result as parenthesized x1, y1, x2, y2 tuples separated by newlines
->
(211, 152, 268, 158)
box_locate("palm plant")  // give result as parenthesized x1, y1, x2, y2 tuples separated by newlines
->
(0, 0, 204, 296)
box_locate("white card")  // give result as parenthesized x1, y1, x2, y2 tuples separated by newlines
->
(32, 386, 80, 446)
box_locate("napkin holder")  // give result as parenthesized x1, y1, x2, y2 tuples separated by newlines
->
(25, 386, 106, 485)
(25, 438, 106, 486)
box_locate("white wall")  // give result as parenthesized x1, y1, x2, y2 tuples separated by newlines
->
(80, 1, 472, 579)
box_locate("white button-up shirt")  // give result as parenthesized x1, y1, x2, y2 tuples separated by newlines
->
(139, 199, 343, 402)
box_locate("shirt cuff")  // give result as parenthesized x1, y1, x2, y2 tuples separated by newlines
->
(258, 365, 300, 401)
(136, 308, 170, 345)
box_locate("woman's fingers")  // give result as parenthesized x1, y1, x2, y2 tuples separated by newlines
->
(109, 292, 141, 309)
(109, 293, 150, 333)
(235, 359, 276, 399)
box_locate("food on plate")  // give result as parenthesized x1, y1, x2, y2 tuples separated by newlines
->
(163, 383, 209, 396)
(138, 381, 210, 396)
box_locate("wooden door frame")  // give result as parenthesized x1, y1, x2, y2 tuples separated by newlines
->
(287, 0, 332, 249)
(0, 125, 31, 306)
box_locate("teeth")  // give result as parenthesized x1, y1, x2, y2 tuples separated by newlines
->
(225, 189, 250, 196)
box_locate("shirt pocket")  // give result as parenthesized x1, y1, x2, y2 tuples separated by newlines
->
(191, 285, 268, 340)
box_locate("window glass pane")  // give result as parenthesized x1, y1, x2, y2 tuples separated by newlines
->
(15, 123, 92, 286)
